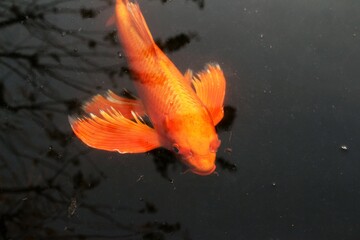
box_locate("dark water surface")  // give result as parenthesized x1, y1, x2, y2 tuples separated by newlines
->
(1, 0, 360, 239)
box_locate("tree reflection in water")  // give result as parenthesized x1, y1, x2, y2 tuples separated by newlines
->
(155, 0, 206, 10)
(0, 0, 234, 239)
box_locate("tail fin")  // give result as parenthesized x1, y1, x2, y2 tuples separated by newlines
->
(115, 0, 157, 57)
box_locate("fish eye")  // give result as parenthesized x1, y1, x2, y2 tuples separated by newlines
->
(172, 144, 180, 154)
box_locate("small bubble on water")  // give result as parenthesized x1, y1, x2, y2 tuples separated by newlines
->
(260, 33, 264, 39)
(272, 182, 276, 187)
(136, 175, 144, 182)
(225, 147, 232, 153)
(61, 31, 66, 37)
(117, 51, 123, 58)
(340, 145, 348, 151)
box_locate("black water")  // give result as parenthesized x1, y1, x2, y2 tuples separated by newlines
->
(1, 0, 360, 239)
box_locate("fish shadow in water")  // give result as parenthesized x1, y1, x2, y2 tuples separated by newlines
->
(150, 149, 237, 179)
(149, 148, 183, 181)
(217, 105, 236, 131)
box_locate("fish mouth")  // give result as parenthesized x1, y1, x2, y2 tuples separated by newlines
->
(190, 165, 216, 176)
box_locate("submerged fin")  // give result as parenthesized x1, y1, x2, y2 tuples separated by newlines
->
(192, 63, 226, 125)
(69, 109, 161, 153)
(106, 14, 116, 26)
(83, 90, 146, 119)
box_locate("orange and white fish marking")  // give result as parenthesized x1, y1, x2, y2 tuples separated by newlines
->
(69, 0, 226, 176)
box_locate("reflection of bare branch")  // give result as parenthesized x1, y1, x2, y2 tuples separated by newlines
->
(0, 0, 203, 238)
(0, 0, 119, 100)
(0, 185, 60, 194)
(153, 0, 205, 10)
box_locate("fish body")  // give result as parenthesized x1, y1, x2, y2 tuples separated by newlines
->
(69, 0, 226, 175)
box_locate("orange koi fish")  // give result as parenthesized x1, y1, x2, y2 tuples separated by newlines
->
(69, 0, 226, 175)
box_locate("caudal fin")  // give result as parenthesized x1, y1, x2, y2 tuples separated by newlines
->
(115, 0, 157, 57)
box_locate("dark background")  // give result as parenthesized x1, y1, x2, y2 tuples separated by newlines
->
(1, 0, 359, 239)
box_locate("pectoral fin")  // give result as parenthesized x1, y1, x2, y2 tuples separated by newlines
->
(69, 109, 161, 153)
(83, 90, 146, 120)
(192, 63, 226, 125)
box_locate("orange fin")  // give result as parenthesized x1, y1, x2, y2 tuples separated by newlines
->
(69, 109, 161, 153)
(192, 63, 226, 125)
(83, 90, 146, 120)
(184, 69, 193, 86)
(116, 0, 157, 56)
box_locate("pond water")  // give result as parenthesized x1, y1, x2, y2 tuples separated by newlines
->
(1, 0, 360, 239)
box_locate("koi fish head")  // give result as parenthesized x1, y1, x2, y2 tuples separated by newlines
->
(164, 114, 221, 175)
(173, 137, 221, 175)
